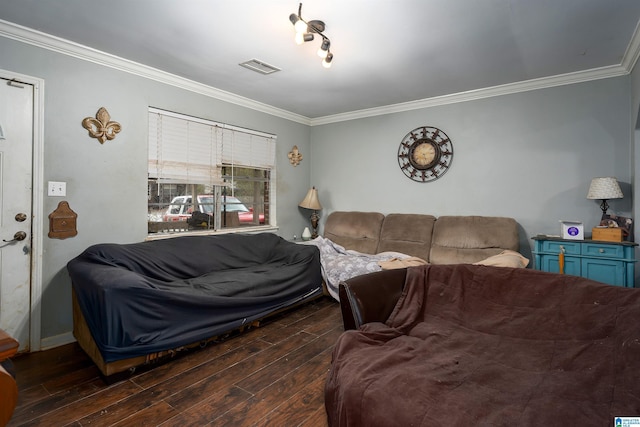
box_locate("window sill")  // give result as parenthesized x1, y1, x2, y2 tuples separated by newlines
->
(145, 225, 279, 241)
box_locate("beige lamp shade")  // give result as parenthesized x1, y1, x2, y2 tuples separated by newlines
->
(587, 177, 623, 200)
(299, 187, 322, 210)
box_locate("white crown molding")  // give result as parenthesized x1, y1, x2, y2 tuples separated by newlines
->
(621, 18, 640, 73)
(0, 20, 311, 126)
(2, 17, 638, 128)
(310, 64, 628, 126)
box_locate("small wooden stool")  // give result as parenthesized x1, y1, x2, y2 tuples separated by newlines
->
(0, 329, 18, 427)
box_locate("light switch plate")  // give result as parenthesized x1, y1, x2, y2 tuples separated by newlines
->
(48, 181, 66, 197)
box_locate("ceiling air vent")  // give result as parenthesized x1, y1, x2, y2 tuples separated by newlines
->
(239, 59, 281, 75)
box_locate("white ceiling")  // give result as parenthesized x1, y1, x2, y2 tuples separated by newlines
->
(2, 0, 640, 121)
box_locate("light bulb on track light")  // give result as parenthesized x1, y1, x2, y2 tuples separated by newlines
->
(317, 39, 330, 58)
(294, 19, 308, 34)
(322, 52, 333, 68)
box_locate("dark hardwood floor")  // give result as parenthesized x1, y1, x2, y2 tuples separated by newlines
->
(8, 296, 342, 426)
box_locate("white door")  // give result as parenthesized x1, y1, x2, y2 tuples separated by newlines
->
(0, 78, 34, 352)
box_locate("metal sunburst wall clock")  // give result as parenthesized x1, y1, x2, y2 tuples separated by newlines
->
(397, 126, 454, 182)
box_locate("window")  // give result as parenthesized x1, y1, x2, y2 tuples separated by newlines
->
(147, 108, 276, 234)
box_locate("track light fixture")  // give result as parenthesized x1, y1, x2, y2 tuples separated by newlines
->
(289, 3, 334, 68)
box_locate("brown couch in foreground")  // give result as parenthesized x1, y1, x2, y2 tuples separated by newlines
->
(326, 265, 640, 426)
(323, 211, 521, 264)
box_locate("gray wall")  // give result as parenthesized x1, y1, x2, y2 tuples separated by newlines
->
(1, 36, 312, 342)
(310, 77, 634, 261)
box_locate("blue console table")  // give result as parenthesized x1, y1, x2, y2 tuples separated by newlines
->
(532, 236, 637, 288)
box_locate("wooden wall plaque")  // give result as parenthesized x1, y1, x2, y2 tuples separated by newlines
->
(48, 201, 78, 239)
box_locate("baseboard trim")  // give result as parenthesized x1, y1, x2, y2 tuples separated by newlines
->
(40, 332, 75, 351)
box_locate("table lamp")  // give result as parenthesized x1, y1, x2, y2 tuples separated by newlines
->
(299, 187, 322, 239)
(586, 177, 623, 219)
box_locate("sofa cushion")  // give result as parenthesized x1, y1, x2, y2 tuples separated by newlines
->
(473, 249, 529, 268)
(430, 216, 518, 264)
(324, 211, 384, 254)
(377, 213, 436, 262)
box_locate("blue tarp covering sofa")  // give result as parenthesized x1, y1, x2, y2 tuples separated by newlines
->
(67, 233, 323, 374)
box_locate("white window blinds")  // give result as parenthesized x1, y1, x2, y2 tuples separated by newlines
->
(148, 108, 276, 184)
(220, 128, 276, 168)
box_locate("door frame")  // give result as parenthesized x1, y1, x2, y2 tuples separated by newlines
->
(1, 69, 45, 352)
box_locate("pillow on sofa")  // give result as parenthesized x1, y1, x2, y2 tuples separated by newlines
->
(378, 256, 428, 270)
(473, 250, 529, 268)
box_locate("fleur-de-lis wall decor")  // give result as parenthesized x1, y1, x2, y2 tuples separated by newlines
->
(288, 145, 303, 166)
(82, 107, 122, 144)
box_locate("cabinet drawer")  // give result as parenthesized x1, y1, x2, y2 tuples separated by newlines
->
(539, 240, 581, 255)
(582, 243, 625, 259)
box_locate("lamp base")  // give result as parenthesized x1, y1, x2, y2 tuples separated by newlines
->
(310, 211, 319, 239)
(599, 199, 609, 220)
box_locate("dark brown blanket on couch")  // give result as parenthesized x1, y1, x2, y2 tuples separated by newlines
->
(325, 264, 640, 426)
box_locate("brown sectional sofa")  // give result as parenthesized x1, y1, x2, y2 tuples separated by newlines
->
(323, 211, 520, 264)
(325, 213, 640, 425)
(326, 263, 640, 426)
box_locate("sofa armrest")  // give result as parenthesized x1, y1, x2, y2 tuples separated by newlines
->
(339, 268, 407, 330)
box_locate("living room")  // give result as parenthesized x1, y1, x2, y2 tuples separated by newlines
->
(1, 1, 640, 424)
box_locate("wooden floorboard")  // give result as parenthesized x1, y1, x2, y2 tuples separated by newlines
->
(7, 297, 341, 427)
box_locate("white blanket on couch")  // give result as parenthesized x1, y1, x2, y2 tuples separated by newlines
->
(300, 236, 414, 301)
